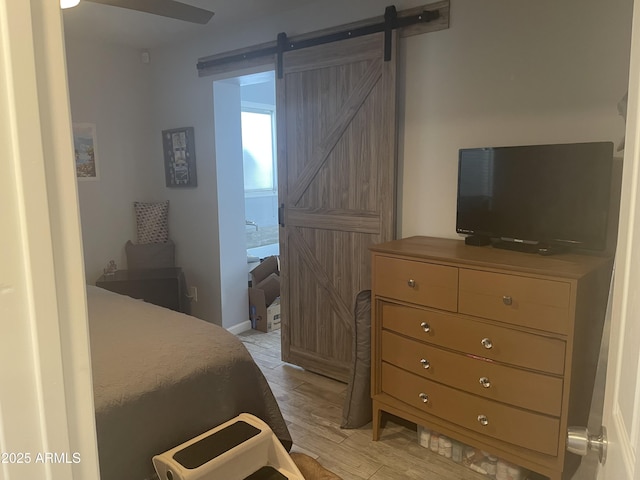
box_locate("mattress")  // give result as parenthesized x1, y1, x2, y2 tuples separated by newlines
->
(87, 285, 291, 480)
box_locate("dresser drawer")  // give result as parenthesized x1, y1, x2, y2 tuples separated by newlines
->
(459, 269, 571, 334)
(374, 256, 458, 311)
(380, 302, 566, 375)
(381, 331, 563, 416)
(382, 363, 560, 456)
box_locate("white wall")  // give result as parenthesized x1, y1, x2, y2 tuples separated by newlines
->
(141, 43, 223, 323)
(245, 195, 279, 229)
(65, 39, 154, 283)
(241, 79, 276, 105)
(65, 0, 633, 329)
(213, 80, 250, 329)
(399, 0, 633, 239)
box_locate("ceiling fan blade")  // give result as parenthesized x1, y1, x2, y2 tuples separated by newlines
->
(85, 0, 214, 24)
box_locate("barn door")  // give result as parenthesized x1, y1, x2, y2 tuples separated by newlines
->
(276, 32, 397, 381)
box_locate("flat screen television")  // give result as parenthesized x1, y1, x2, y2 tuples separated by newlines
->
(456, 142, 614, 253)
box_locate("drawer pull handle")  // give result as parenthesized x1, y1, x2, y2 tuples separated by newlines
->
(419, 393, 429, 403)
(478, 415, 489, 426)
(481, 338, 493, 349)
(479, 377, 491, 388)
(420, 358, 431, 369)
(420, 322, 431, 333)
(408, 279, 416, 288)
(502, 295, 513, 306)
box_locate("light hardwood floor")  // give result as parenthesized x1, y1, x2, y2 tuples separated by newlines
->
(239, 329, 499, 480)
(238, 321, 606, 480)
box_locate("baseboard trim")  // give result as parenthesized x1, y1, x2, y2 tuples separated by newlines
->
(226, 320, 252, 335)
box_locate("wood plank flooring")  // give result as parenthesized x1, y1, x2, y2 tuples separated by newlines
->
(238, 329, 493, 480)
(239, 328, 605, 480)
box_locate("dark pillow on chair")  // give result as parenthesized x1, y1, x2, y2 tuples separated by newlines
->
(125, 240, 175, 269)
(341, 290, 372, 429)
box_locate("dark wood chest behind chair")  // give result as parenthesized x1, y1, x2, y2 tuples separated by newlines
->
(96, 267, 190, 314)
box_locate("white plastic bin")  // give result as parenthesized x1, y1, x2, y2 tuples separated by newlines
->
(152, 413, 304, 480)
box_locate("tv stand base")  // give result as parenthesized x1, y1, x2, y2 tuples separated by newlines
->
(464, 235, 491, 246)
(492, 240, 568, 256)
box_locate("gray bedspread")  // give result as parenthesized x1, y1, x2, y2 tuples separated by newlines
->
(87, 286, 291, 480)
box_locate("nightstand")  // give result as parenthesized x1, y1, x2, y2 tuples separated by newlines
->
(96, 267, 190, 314)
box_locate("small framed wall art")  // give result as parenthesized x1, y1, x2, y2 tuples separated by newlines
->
(162, 127, 198, 187)
(73, 123, 99, 180)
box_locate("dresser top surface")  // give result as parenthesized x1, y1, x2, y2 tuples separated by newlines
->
(370, 236, 613, 279)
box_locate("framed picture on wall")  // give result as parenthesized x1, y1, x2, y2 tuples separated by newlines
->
(73, 123, 99, 180)
(162, 127, 198, 187)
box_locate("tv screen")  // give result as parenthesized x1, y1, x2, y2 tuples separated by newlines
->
(456, 142, 614, 252)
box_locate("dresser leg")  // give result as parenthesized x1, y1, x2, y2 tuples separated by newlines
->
(372, 402, 382, 441)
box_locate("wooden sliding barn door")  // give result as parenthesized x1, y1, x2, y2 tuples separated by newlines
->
(277, 32, 397, 381)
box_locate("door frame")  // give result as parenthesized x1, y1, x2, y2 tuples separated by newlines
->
(211, 63, 278, 334)
(5, 1, 637, 479)
(0, 0, 99, 478)
(598, 0, 640, 477)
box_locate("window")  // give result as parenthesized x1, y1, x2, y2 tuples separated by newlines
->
(241, 102, 276, 194)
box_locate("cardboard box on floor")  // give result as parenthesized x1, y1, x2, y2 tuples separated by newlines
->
(249, 256, 281, 332)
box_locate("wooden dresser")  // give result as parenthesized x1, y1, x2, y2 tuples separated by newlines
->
(370, 236, 613, 480)
(96, 267, 190, 314)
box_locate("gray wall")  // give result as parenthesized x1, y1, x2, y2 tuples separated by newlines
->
(66, 40, 153, 283)
(66, 0, 634, 329)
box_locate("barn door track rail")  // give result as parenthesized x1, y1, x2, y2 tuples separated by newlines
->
(196, 2, 449, 78)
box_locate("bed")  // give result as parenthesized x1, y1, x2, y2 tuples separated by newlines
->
(87, 285, 292, 480)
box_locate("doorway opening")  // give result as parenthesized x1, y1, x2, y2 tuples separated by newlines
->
(240, 70, 279, 265)
(212, 67, 278, 332)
